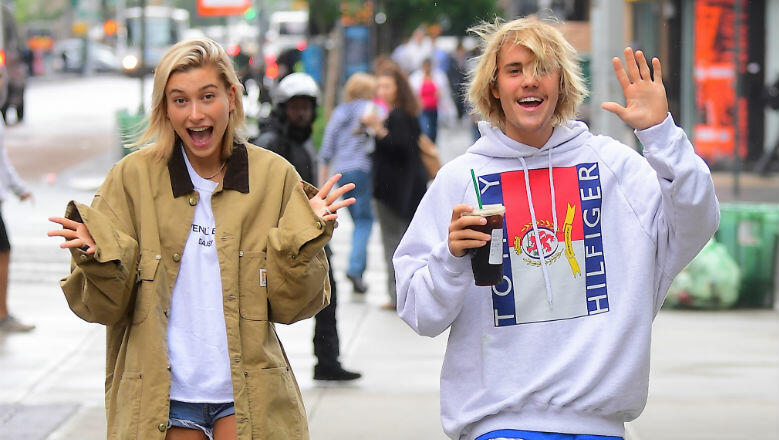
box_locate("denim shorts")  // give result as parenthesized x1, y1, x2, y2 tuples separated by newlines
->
(168, 400, 235, 440)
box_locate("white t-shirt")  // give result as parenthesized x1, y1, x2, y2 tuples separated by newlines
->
(167, 149, 233, 403)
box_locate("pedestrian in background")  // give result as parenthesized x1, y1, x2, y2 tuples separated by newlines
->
(256, 72, 362, 382)
(319, 72, 378, 296)
(0, 116, 34, 333)
(362, 66, 428, 310)
(394, 17, 719, 440)
(409, 58, 456, 143)
(47, 38, 354, 439)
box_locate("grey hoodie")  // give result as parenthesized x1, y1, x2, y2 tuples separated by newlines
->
(394, 114, 719, 439)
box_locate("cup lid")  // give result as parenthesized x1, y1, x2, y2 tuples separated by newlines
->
(465, 204, 505, 216)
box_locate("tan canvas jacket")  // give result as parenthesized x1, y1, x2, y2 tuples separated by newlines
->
(59, 142, 333, 439)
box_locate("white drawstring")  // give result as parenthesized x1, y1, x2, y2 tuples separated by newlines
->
(518, 156, 553, 307)
(548, 147, 558, 234)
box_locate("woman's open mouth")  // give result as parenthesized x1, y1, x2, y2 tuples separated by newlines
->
(187, 127, 213, 148)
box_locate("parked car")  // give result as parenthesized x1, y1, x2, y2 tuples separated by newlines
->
(52, 39, 121, 73)
(0, 4, 28, 123)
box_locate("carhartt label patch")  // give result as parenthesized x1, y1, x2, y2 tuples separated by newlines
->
(259, 268, 267, 287)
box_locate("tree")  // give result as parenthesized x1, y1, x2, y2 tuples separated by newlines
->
(311, 0, 503, 52)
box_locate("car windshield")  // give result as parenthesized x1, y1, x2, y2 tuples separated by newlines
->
(127, 17, 177, 47)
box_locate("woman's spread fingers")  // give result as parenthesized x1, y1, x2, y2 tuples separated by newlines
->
(60, 239, 82, 249)
(330, 198, 356, 211)
(49, 216, 80, 230)
(47, 229, 77, 239)
(327, 182, 355, 204)
(318, 173, 341, 199)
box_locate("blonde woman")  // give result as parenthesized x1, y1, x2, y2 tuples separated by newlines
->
(318, 72, 378, 295)
(47, 38, 354, 440)
(393, 17, 718, 440)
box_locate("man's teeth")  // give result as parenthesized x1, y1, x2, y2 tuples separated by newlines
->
(519, 97, 543, 104)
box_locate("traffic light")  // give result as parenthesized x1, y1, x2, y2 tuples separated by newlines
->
(243, 7, 257, 20)
(104, 19, 118, 36)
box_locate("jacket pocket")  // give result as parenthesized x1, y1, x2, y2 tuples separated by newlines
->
(245, 366, 306, 439)
(238, 250, 269, 321)
(111, 371, 142, 440)
(132, 255, 159, 325)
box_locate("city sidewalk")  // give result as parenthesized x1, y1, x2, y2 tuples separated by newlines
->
(0, 122, 777, 439)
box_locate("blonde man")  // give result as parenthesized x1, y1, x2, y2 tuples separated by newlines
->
(48, 38, 354, 440)
(394, 17, 719, 440)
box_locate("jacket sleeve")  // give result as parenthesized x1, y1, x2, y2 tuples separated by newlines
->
(265, 167, 334, 324)
(59, 165, 140, 325)
(628, 114, 720, 311)
(394, 170, 474, 337)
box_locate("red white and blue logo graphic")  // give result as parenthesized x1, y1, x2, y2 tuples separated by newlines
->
(478, 163, 609, 326)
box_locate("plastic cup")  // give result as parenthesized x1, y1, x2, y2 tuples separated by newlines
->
(461, 204, 506, 286)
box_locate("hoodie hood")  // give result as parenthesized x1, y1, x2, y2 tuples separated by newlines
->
(468, 119, 592, 159)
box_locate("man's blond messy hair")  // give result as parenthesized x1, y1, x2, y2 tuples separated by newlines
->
(467, 17, 587, 130)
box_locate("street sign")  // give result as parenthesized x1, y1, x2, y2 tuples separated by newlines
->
(197, 0, 251, 17)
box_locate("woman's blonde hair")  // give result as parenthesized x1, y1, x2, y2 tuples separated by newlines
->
(343, 72, 376, 102)
(467, 17, 587, 130)
(136, 38, 245, 161)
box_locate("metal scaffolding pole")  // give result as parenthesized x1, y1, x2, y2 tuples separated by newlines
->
(590, 0, 631, 144)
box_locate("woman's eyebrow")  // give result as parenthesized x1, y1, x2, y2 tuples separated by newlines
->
(167, 84, 218, 94)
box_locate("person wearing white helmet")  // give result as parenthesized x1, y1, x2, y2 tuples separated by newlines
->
(256, 72, 362, 382)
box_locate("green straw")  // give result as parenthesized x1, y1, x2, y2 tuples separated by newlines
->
(470, 169, 483, 209)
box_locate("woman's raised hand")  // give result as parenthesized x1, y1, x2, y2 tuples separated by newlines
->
(47, 217, 96, 254)
(601, 47, 669, 130)
(306, 173, 356, 222)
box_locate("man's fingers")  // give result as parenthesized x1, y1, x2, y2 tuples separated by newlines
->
(635, 50, 651, 81)
(450, 228, 491, 242)
(652, 57, 663, 83)
(450, 214, 487, 235)
(623, 47, 639, 84)
(611, 57, 630, 90)
(601, 102, 626, 117)
(450, 204, 475, 223)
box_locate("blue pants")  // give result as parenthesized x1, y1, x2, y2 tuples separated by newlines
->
(475, 430, 623, 440)
(419, 109, 438, 142)
(340, 169, 374, 278)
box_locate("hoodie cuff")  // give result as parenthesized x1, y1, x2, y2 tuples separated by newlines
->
(634, 112, 677, 152)
(432, 240, 473, 278)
